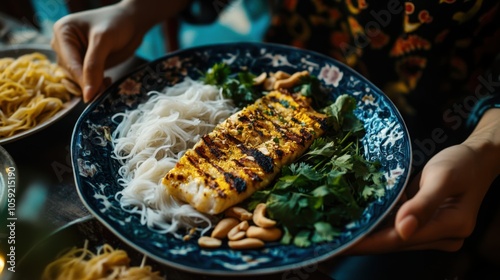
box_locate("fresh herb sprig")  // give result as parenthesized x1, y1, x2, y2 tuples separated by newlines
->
(247, 95, 385, 247)
(204, 63, 261, 108)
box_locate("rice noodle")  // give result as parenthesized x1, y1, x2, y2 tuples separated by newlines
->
(111, 78, 236, 237)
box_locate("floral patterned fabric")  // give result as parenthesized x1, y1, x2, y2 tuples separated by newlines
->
(264, 0, 500, 130)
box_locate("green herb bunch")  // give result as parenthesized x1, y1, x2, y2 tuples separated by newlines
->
(247, 95, 385, 247)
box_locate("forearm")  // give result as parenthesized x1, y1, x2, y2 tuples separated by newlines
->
(119, 0, 192, 32)
(463, 108, 500, 179)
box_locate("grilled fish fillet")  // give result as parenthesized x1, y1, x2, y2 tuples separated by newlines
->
(162, 90, 328, 214)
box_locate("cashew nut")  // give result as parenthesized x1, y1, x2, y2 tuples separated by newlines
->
(246, 225, 282, 242)
(273, 71, 291, 80)
(273, 71, 309, 90)
(224, 206, 253, 221)
(253, 72, 267, 85)
(227, 220, 249, 241)
(252, 203, 276, 228)
(228, 238, 265, 250)
(263, 76, 276, 91)
(198, 236, 222, 249)
(211, 217, 239, 239)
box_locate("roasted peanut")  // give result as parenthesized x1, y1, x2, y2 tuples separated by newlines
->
(246, 226, 282, 242)
(198, 236, 222, 249)
(211, 217, 240, 239)
(227, 220, 249, 241)
(224, 206, 253, 221)
(253, 203, 276, 228)
(273, 70, 309, 90)
(238, 220, 250, 230)
(228, 238, 265, 250)
(227, 230, 246, 241)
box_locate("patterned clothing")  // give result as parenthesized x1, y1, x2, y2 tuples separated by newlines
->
(264, 0, 500, 137)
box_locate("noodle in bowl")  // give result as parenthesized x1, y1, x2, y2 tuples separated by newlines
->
(0, 45, 81, 144)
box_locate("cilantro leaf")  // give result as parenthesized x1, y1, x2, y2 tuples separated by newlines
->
(311, 222, 339, 243)
(322, 94, 362, 133)
(204, 63, 230, 85)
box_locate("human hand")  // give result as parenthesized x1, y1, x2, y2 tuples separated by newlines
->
(345, 109, 500, 254)
(51, 0, 190, 102)
(51, 4, 144, 102)
(347, 143, 495, 254)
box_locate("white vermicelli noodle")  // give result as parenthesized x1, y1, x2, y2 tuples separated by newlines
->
(111, 78, 236, 237)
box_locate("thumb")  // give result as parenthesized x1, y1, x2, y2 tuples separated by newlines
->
(394, 170, 450, 240)
(82, 34, 110, 103)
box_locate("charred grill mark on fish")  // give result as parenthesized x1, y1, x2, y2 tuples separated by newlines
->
(224, 172, 247, 193)
(224, 133, 274, 173)
(162, 90, 328, 214)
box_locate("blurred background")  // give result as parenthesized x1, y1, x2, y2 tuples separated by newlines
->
(1, 1, 500, 279)
(0, 0, 271, 59)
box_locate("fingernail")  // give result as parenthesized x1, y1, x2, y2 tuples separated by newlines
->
(397, 215, 418, 240)
(83, 85, 93, 103)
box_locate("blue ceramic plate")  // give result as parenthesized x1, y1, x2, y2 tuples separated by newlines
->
(71, 42, 412, 276)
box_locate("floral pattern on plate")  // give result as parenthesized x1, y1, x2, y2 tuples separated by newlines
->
(71, 42, 412, 276)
